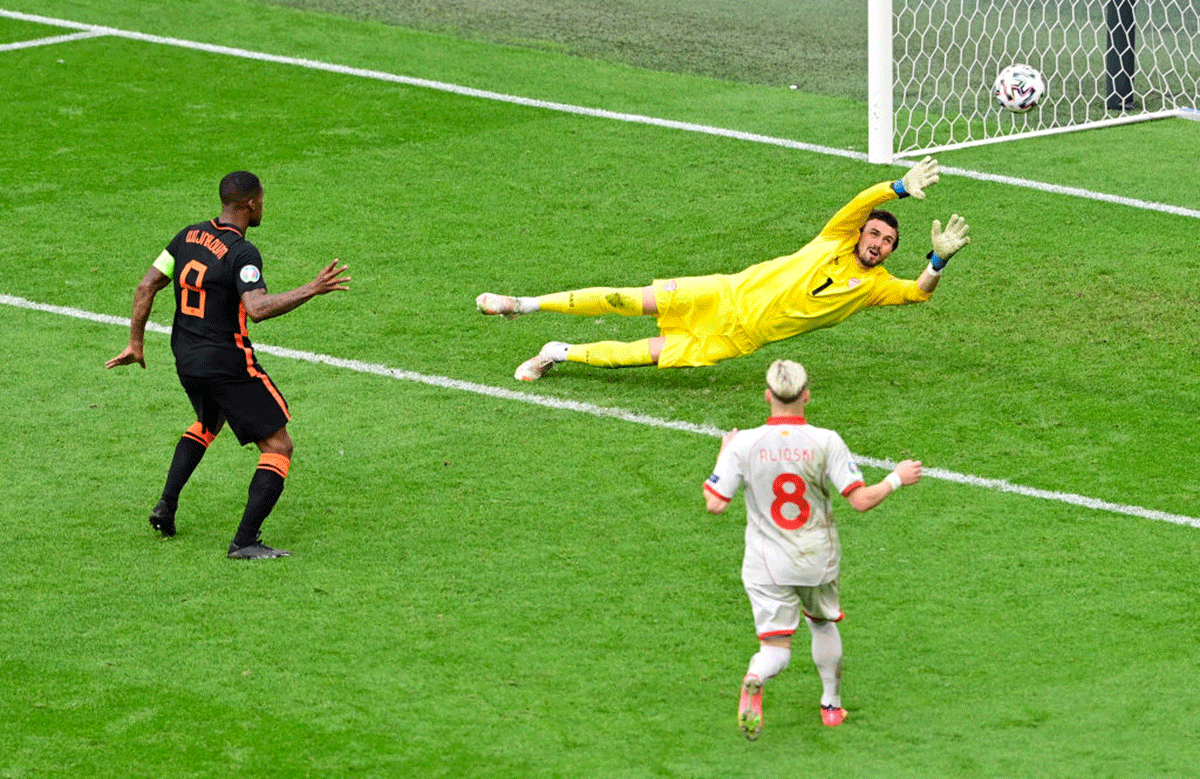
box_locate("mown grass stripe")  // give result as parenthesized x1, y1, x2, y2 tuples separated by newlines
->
(4, 292, 1196, 529)
(2, 7, 1197, 220)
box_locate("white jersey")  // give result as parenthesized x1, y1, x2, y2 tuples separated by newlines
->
(704, 415, 865, 587)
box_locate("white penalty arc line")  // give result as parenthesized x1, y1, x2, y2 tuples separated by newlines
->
(1, 7, 1198, 220)
(4, 292, 1198, 529)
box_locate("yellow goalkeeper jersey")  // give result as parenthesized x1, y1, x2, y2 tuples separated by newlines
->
(730, 180, 931, 349)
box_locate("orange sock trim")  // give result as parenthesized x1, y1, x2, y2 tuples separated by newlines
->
(183, 421, 217, 447)
(257, 453, 291, 479)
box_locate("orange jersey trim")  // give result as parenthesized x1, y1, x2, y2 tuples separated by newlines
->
(209, 218, 244, 237)
(234, 330, 291, 421)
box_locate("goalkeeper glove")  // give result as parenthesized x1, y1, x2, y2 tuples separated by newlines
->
(892, 155, 939, 199)
(927, 214, 971, 272)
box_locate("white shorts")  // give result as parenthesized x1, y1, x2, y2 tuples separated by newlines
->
(744, 579, 843, 640)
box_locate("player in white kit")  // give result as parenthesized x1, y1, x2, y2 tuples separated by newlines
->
(703, 360, 922, 739)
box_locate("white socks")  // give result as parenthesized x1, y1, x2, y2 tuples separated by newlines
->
(517, 296, 540, 313)
(808, 619, 843, 708)
(745, 623, 843, 708)
(539, 342, 571, 362)
(746, 644, 791, 683)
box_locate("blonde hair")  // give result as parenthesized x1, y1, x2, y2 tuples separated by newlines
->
(766, 359, 808, 403)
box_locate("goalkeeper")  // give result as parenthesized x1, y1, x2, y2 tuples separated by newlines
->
(476, 157, 971, 381)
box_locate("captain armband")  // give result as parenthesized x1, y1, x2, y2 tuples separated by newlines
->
(152, 249, 175, 277)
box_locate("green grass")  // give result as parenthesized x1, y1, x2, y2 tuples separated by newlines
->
(260, 0, 872, 97)
(2, 1, 1200, 777)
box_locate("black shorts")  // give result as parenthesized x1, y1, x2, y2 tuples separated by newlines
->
(179, 372, 291, 446)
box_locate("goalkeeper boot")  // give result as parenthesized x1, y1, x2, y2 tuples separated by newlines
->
(738, 674, 763, 741)
(514, 341, 569, 381)
(148, 499, 177, 538)
(475, 293, 525, 320)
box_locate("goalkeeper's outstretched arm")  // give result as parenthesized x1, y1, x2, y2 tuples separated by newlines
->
(892, 156, 939, 200)
(917, 213, 971, 293)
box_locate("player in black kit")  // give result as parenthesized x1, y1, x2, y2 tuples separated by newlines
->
(107, 171, 350, 559)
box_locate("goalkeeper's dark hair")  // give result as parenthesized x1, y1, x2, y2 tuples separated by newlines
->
(219, 171, 262, 205)
(866, 209, 900, 250)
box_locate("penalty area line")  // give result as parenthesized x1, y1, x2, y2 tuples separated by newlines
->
(3, 292, 1198, 529)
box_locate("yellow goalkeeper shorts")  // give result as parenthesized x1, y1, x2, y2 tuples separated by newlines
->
(652, 276, 760, 368)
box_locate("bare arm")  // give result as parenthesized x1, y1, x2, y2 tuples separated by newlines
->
(702, 427, 739, 514)
(844, 459, 922, 512)
(105, 266, 171, 369)
(916, 266, 942, 295)
(241, 259, 350, 323)
(705, 488, 730, 515)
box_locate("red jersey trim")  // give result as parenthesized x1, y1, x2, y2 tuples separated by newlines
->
(766, 415, 806, 425)
(757, 629, 796, 640)
(840, 480, 866, 497)
(802, 610, 845, 623)
(703, 482, 732, 503)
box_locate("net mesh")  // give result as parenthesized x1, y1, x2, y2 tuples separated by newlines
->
(893, 0, 1200, 156)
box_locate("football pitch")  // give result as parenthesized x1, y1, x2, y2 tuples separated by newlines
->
(2, 2, 1199, 777)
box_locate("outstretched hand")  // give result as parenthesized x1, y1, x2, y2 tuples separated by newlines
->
(901, 156, 939, 200)
(105, 345, 146, 370)
(930, 214, 971, 261)
(894, 459, 922, 486)
(311, 259, 351, 295)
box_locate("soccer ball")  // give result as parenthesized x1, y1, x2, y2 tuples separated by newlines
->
(993, 64, 1046, 113)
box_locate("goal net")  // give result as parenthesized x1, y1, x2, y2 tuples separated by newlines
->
(868, 0, 1200, 163)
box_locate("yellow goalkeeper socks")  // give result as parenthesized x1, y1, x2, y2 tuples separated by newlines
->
(537, 287, 644, 316)
(566, 339, 655, 368)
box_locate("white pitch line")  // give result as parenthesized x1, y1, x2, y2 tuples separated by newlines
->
(3, 292, 1197, 529)
(0, 29, 107, 51)
(1, 11, 1196, 524)
(1, 7, 1198, 220)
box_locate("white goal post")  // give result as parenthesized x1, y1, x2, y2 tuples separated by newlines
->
(868, 0, 1200, 163)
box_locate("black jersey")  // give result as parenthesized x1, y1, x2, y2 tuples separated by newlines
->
(165, 219, 269, 379)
